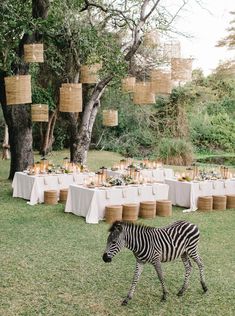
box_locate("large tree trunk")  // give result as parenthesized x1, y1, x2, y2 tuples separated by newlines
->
(0, 0, 50, 179)
(40, 109, 58, 155)
(0, 72, 33, 179)
(70, 77, 111, 164)
(2, 124, 10, 160)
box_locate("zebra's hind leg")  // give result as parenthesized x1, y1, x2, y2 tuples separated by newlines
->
(122, 261, 144, 306)
(177, 252, 192, 296)
(189, 252, 208, 293)
(154, 260, 168, 301)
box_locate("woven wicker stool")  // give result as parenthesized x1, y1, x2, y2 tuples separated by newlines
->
(226, 194, 235, 209)
(59, 188, 68, 203)
(139, 201, 156, 219)
(122, 203, 139, 222)
(156, 200, 172, 217)
(105, 205, 123, 224)
(213, 195, 226, 210)
(197, 196, 213, 211)
(44, 190, 58, 205)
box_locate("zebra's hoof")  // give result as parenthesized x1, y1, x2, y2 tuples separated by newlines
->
(203, 286, 208, 293)
(161, 295, 167, 302)
(121, 299, 129, 306)
(177, 290, 184, 297)
(201, 282, 208, 293)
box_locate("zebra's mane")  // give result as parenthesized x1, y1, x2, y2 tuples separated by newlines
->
(109, 220, 189, 232)
(109, 220, 153, 232)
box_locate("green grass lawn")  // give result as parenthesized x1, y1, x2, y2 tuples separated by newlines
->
(0, 150, 235, 316)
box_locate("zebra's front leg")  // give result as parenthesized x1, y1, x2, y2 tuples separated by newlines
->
(177, 252, 192, 296)
(122, 261, 144, 306)
(154, 260, 168, 301)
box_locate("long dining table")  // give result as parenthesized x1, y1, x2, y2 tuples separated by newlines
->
(65, 183, 169, 224)
(12, 172, 94, 205)
(165, 178, 235, 212)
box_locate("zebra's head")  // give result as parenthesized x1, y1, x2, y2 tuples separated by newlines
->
(103, 221, 125, 263)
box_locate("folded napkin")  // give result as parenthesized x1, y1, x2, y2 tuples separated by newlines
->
(152, 171, 155, 177)
(223, 181, 227, 188)
(73, 175, 76, 182)
(138, 187, 142, 196)
(44, 177, 48, 185)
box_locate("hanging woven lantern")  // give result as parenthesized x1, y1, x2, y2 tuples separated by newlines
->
(143, 30, 159, 48)
(133, 82, 155, 105)
(103, 110, 118, 127)
(4, 75, 32, 105)
(31, 104, 49, 122)
(121, 76, 136, 93)
(163, 41, 181, 59)
(171, 58, 193, 81)
(80, 63, 102, 84)
(150, 70, 172, 95)
(24, 43, 44, 63)
(59, 83, 82, 112)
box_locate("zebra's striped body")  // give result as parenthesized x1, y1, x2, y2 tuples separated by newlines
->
(103, 220, 208, 305)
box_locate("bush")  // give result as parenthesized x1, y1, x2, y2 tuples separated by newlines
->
(156, 138, 193, 165)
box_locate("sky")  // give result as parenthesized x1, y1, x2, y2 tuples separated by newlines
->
(169, 0, 235, 75)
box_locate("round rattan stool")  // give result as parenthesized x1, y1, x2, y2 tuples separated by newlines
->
(139, 201, 156, 219)
(226, 194, 235, 209)
(156, 200, 172, 217)
(197, 196, 213, 211)
(122, 203, 139, 222)
(105, 205, 123, 224)
(213, 195, 226, 210)
(59, 188, 68, 203)
(44, 190, 58, 205)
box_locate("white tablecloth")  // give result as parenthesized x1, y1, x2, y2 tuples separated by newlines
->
(65, 183, 169, 224)
(165, 178, 235, 212)
(12, 172, 93, 205)
(108, 168, 174, 182)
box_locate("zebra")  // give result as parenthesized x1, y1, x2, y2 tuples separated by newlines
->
(102, 220, 208, 305)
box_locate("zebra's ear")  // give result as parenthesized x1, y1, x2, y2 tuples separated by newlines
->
(109, 221, 123, 233)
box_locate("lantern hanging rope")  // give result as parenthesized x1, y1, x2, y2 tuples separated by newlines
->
(4, 75, 32, 105)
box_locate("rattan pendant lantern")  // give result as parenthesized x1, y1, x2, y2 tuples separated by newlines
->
(143, 30, 159, 48)
(133, 82, 155, 105)
(150, 70, 172, 95)
(103, 110, 118, 127)
(163, 41, 181, 59)
(121, 76, 136, 93)
(171, 58, 193, 81)
(80, 63, 102, 84)
(24, 43, 44, 63)
(4, 75, 32, 105)
(31, 104, 49, 122)
(59, 83, 83, 112)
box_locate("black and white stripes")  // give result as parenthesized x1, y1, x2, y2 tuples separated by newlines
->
(102, 220, 208, 305)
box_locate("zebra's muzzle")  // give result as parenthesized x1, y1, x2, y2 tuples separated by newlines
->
(102, 253, 112, 263)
